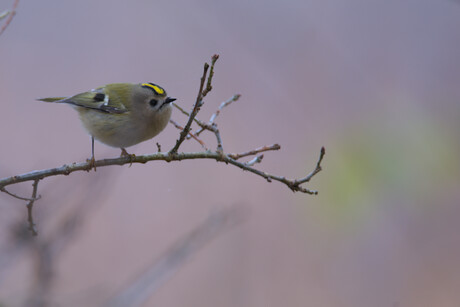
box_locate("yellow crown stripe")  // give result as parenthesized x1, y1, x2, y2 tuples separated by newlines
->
(142, 83, 165, 95)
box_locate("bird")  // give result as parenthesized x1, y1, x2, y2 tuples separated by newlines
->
(38, 82, 176, 167)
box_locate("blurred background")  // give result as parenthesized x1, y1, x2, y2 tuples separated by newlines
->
(1, 0, 460, 306)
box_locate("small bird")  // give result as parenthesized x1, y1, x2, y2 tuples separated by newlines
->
(38, 82, 176, 166)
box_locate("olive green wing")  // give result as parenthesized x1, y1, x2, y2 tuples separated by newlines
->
(37, 84, 130, 114)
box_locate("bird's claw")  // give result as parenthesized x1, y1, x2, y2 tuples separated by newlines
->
(86, 156, 96, 171)
(120, 148, 135, 167)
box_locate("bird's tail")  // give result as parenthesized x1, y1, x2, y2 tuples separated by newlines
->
(37, 97, 67, 103)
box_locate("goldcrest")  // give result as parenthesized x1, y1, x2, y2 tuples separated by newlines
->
(38, 82, 175, 159)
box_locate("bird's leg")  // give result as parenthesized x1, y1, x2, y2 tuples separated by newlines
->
(86, 136, 96, 171)
(120, 148, 135, 167)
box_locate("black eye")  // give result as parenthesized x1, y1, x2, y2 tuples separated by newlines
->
(149, 99, 158, 107)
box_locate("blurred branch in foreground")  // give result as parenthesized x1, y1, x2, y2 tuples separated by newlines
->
(0, 54, 325, 235)
(106, 206, 246, 307)
(0, 172, 112, 307)
(0, 0, 19, 37)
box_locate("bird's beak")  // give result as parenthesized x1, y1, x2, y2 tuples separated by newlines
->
(165, 97, 176, 104)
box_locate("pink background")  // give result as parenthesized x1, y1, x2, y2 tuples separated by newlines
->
(1, 0, 460, 306)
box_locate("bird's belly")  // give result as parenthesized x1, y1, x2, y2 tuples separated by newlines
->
(77, 110, 160, 148)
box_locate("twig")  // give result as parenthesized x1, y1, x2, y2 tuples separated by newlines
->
(169, 61, 211, 154)
(201, 54, 219, 97)
(172, 92, 239, 152)
(169, 119, 207, 150)
(245, 155, 264, 166)
(225, 149, 324, 194)
(195, 94, 241, 137)
(26, 179, 40, 236)
(172, 103, 224, 152)
(228, 144, 281, 160)
(210, 123, 224, 152)
(0, 0, 19, 37)
(0, 186, 39, 201)
(169, 55, 219, 153)
(171, 102, 205, 127)
(0, 178, 41, 236)
(291, 146, 326, 185)
(210, 94, 240, 124)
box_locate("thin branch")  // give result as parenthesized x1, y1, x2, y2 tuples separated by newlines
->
(210, 123, 224, 152)
(201, 54, 219, 97)
(0, 147, 324, 195)
(169, 61, 210, 154)
(172, 103, 224, 152)
(169, 119, 207, 150)
(0, 177, 41, 236)
(224, 150, 324, 195)
(171, 102, 205, 127)
(0, 0, 19, 37)
(245, 154, 264, 166)
(26, 179, 40, 236)
(228, 144, 281, 160)
(172, 93, 239, 152)
(293, 146, 325, 185)
(210, 94, 240, 124)
(195, 94, 241, 137)
(0, 186, 39, 201)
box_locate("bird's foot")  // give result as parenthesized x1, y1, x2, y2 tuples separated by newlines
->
(120, 148, 135, 167)
(86, 156, 97, 171)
